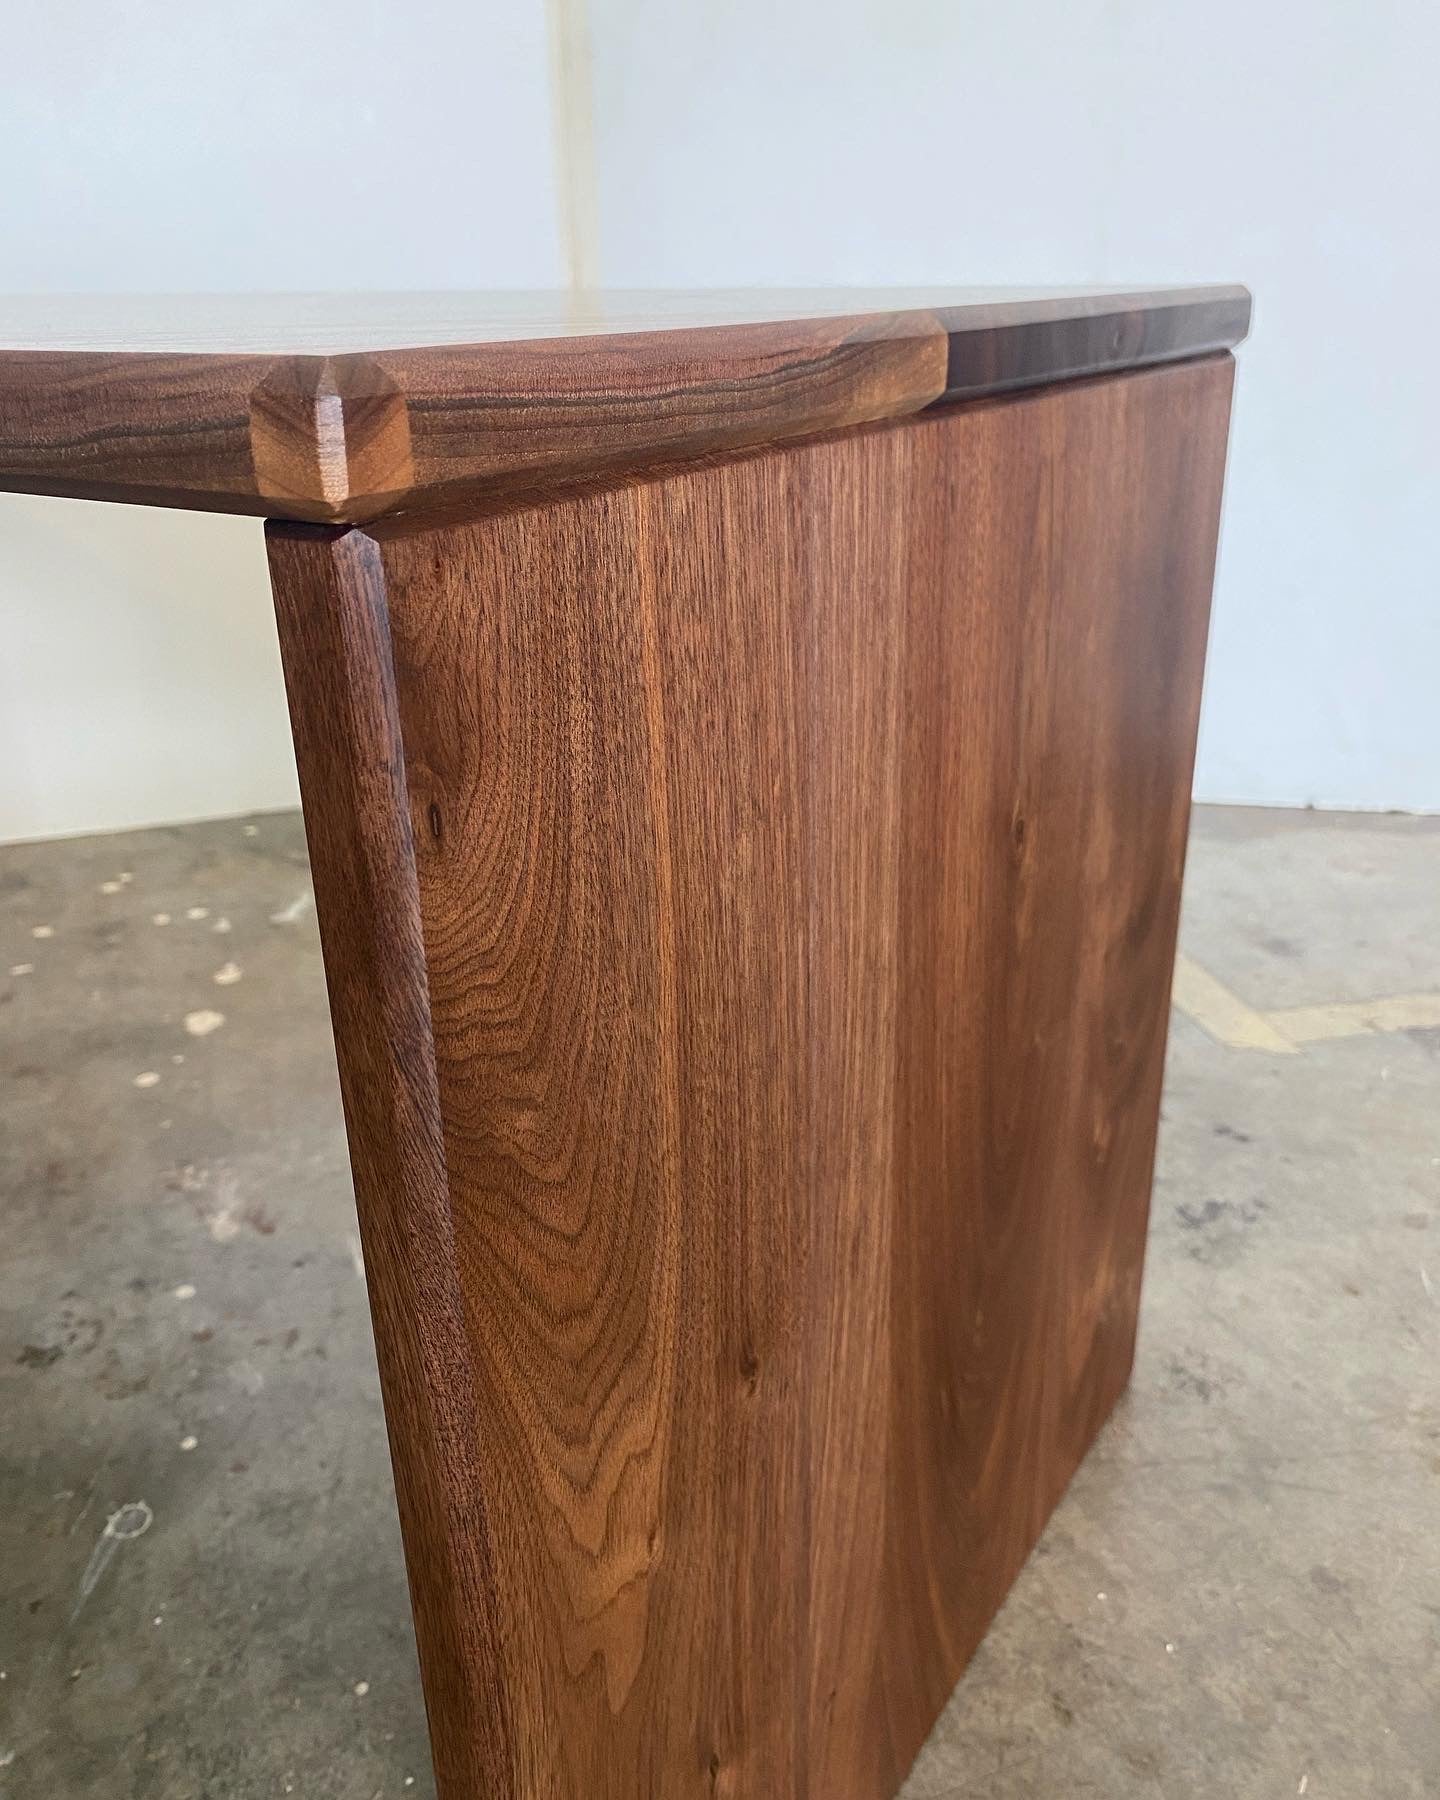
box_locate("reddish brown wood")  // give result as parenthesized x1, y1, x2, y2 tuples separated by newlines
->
(0, 286, 1248, 521)
(266, 356, 1235, 1798)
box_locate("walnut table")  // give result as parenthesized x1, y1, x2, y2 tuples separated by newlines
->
(0, 285, 1250, 1799)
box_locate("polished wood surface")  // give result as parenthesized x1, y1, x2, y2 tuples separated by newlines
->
(267, 356, 1235, 1798)
(1, 286, 1248, 521)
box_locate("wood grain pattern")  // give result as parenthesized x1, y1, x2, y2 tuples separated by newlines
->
(1, 286, 1248, 521)
(266, 355, 1236, 1798)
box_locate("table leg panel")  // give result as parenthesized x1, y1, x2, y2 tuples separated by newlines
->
(266, 353, 1234, 1799)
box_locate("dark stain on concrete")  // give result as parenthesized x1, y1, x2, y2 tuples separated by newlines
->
(1176, 1198, 1227, 1229)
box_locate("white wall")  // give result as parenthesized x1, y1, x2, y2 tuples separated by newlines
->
(0, 501, 295, 838)
(0, 0, 564, 841)
(581, 0, 1440, 813)
(3, 0, 1435, 837)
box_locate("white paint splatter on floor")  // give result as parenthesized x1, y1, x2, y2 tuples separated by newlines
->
(209, 1207, 239, 1243)
(184, 1009, 225, 1037)
(70, 1501, 153, 1623)
(207, 1171, 241, 1242)
(10, 963, 33, 977)
(270, 890, 314, 926)
(213, 962, 243, 986)
(172, 1283, 196, 1301)
(132, 1071, 160, 1090)
(30, 925, 54, 940)
(231, 1359, 265, 1396)
(185, 906, 209, 921)
(151, 912, 171, 926)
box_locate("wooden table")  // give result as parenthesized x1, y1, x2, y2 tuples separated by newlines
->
(0, 286, 1249, 1799)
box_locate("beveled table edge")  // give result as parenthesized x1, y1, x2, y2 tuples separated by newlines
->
(0, 286, 1250, 522)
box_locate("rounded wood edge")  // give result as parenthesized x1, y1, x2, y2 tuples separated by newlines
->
(270, 309, 953, 524)
(0, 291, 1249, 525)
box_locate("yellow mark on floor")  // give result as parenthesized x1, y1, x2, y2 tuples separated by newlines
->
(1173, 953, 1440, 1055)
(1265, 991, 1440, 1045)
(1171, 955, 1299, 1053)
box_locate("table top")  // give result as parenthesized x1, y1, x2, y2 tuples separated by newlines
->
(0, 285, 1249, 524)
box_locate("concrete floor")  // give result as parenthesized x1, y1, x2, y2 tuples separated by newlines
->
(1, 805, 1437, 1798)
